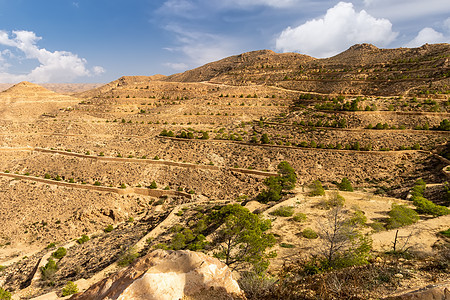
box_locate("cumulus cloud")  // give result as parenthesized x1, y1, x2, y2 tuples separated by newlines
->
(275, 2, 398, 58)
(405, 28, 448, 47)
(0, 30, 104, 83)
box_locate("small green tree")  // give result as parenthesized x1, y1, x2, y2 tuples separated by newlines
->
(212, 204, 276, 273)
(149, 180, 157, 189)
(309, 180, 325, 196)
(260, 133, 270, 144)
(338, 177, 353, 192)
(319, 205, 371, 269)
(256, 161, 296, 203)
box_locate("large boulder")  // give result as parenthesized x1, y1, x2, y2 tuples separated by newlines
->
(70, 250, 245, 300)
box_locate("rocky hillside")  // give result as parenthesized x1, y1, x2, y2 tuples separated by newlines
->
(164, 43, 450, 96)
(0, 44, 449, 300)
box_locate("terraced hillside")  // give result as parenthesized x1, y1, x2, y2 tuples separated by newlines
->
(0, 44, 449, 299)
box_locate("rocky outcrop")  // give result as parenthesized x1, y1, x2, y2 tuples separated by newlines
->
(71, 250, 245, 300)
(385, 283, 450, 300)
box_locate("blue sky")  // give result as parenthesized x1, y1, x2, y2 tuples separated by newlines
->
(0, 0, 449, 83)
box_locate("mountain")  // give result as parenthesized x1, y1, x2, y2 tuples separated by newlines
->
(0, 81, 79, 121)
(79, 44, 450, 97)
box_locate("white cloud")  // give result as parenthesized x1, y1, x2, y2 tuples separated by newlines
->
(163, 24, 239, 68)
(405, 27, 449, 47)
(0, 30, 104, 83)
(275, 2, 398, 58)
(158, 0, 297, 16)
(362, 0, 450, 22)
(164, 62, 189, 71)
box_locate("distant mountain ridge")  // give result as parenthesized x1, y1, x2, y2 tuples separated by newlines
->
(61, 43, 450, 97)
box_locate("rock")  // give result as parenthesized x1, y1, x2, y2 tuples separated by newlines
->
(70, 250, 245, 300)
(394, 273, 404, 279)
(384, 283, 450, 300)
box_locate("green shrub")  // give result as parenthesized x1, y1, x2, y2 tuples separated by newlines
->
(439, 228, 450, 238)
(309, 180, 325, 196)
(260, 133, 270, 144)
(292, 213, 307, 222)
(270, 206, 294, 217)
(368, 221, 385, 232)
(413, 196, 450, 216)
(104, 225, 114, 233)
(338, 177, 353, 191)
(386, 204, 419, 229)
(319, 192, 345, 209)
(46, 242, 56, 249)
(149, 180, 157, 189)
(52, 247, 67, 259)
(61, 281, 78, 297)
(93, 181, 101, 186)
(302, 228, 318, 239)
(41, 258, 58, 280)
(117, 247, 139, 267)
(280, 243, 295, 248)
(0, 287, 10, 300)
(76, 235, 90, 244)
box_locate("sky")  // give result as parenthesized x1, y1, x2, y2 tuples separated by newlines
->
(0, 0, 449, 83)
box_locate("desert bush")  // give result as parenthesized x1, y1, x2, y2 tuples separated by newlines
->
(104, 225, 114, 233)
(117, 247, 139, 267)
(280, 243, 295, 248)
(309, 180, 325, 196)
(41, 258, 58, 281)
(292, 213, 307, 222)
(319, 192, 345, 209)
(338, 177, 353, 191)
(61, 281, 78, 297)
(238, 272, 276, 300)
(270, 206, 294, 217)
(413, 196, 449, 216)
(76, 234, 90, 244)
(368, 221, 385, 232)
(302, 228, 318, 239)
(0, 287, 11, 300)
(439, 228, 450, 238)
(260, 133, 270, 144)
(52, 247, 67, 259)
(149, 180, 157, 189)
(386, 204, 419, 229)
(46, 242, 56, 249)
